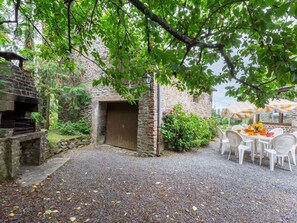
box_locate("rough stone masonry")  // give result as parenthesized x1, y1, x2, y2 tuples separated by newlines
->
(74, 39, 213, 155)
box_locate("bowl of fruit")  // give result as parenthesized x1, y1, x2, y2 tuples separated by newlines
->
(244, 125, 254, 133)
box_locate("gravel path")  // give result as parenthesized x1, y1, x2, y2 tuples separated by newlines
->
(1, 141, 297, 223)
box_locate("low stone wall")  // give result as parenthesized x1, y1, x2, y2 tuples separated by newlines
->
(264, 124, 292, 133)
(48, 136, 91, 157)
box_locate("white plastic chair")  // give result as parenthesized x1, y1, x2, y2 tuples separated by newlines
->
(258, 128, 284, 151)
(264, 134, 297, 171)
(217, 127, 229, 155)
(225, 130, 253, 165)
(289, 131, 297, 165)
(231, 125, 244, 132)
(231, 125, 254, 145)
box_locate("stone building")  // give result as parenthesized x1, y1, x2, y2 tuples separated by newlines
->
(0, 52, 47, 181)
(75, 40, 213, 156)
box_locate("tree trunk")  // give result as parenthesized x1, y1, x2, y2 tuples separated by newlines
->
(45, 94, 50, 129)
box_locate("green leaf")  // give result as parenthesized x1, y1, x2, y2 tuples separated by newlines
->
(290, 64, 296, 72)
(291, 72, 297, 83)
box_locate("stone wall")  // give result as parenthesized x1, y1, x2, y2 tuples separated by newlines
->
(75, 38, 213, 155)
(259, 99, 297, 133)
(291, 102, 297, 132)
(73, 39, 111, 125)
(48, 136, 91, 157)
(74, 39, 110, 96)
(0, 130, 47, 180)
(21, 138, 44, 166)
(264, 124, 292, 133)
(137, 83, 158, 156)
(91, 100, 108, 144)
(0, 138, 8, 180)
(0, 128, 13, 138)
(160, 85, 212, 118)
(0, 64, 39, 112)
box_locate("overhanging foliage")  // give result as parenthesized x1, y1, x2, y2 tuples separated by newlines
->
(1, 0, 297, 106)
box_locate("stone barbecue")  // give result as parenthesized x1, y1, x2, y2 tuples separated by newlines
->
(0, 52, 47, 181)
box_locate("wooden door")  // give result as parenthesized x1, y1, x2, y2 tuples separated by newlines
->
(106, 102, 138, 150)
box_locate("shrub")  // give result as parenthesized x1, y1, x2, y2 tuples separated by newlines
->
(75, 119, 91, 134)
(31, 112, 45, 125)
(206, 116, 219, 139)
(57, 121, 79, 135)
(58, 84, 91, 122)
(161, 104, 211, 152)
(57, 120, 91, 135)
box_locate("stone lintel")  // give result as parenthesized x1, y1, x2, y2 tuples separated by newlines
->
(0, 100, 14, 111)
(9, 131, 46, 142)
(0, 92, 15, 101)
(94, 95, 127, 102)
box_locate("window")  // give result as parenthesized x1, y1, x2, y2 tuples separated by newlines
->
(258, 112, 292, 125)
(259, 112, 280, 123)
(283, 113, 293, 123)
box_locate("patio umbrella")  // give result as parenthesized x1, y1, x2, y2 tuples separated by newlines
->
(264, 99, 297, 113)
(221, 101, 261, 119)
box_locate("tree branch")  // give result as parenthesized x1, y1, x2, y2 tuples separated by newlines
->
(72, 48, 104, 69)
(129, 0, 262, 91)
(272, 4, 297, 20)
(128, 0, 193, 44)
(19, 6, 53, 50)
(219, 47, 260, 90)
(243, 2, 274, 55)
(0, 0, 20, 28)
(197, 47, 204, 64)
(196, 0, 246, 38)
(180, 44, 192, 66)
(14, 0, 20, 30)
(67, 0, 72, 53)
(107, 0, 129, 14)
(145, 17, 151, 53)
(89, 0, 99, 30)
(0, 20, 16, 25)
(258, 77, 277, 87)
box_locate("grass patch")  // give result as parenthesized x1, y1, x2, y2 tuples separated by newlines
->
(48, 129, 81, 147)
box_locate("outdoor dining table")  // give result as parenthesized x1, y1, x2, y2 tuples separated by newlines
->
(240, 133, 274, 163)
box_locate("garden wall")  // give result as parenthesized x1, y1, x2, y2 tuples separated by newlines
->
(264, 124, 292, 133)
(161, 85, 212, 118)
(48, 136, 91, 157)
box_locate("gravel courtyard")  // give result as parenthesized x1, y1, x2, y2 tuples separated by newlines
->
(1, 141, 297, 223)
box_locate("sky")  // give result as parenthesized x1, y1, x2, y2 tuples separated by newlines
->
(212, 82, 238, 110)
(209, 60, 239, 110)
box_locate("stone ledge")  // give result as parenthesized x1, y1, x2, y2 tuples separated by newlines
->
(0, 129, 14, 138)
(9, 131, 46, 142)
(93, 95, 126, 102)
(49, 136, 91, 157)
(0, 100, 14, 111)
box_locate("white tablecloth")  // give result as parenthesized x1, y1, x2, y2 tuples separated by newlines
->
(241, 134, 274, 162)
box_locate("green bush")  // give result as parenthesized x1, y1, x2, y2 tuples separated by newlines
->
(206, 116, 219, 139)
(58, 84, 91, 122)
(57, 120, 91, 135)
(31, 112, 45, 125)
(161, 104, 211, 152)
(75, 119, 91, 134)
